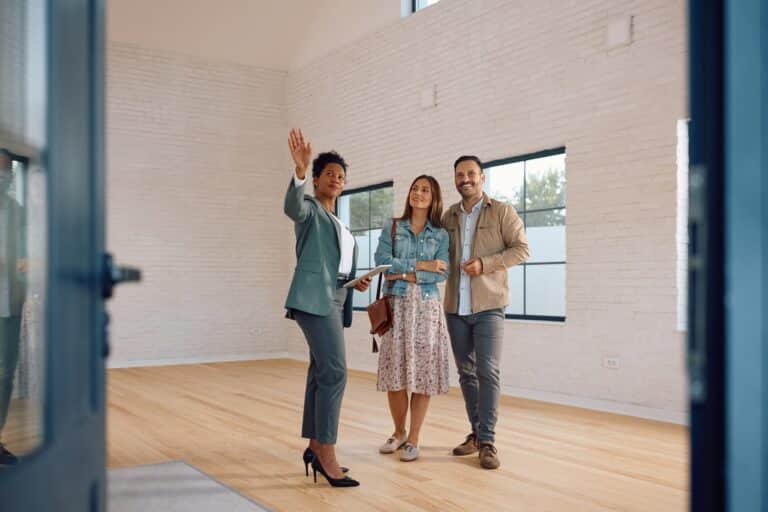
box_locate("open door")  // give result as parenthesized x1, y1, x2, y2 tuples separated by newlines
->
(0, 1, 138, 509)
(722, 0, 767, 511)
(689, 0, 767, 511)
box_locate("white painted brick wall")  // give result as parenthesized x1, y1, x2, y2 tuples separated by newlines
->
(106, 43, 294, 366)
(105, 0, 689, 421)
(285, 0, 688, 421)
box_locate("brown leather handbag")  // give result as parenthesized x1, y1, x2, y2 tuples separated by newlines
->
(366, 220, 396, 353)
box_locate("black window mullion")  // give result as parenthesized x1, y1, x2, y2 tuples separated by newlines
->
(485, 147, 566, 169)
(368, 190, 373, 305)
(522, 160, 528, 316)
(525, 206, 567, 214)
(506, 314, 566, 322)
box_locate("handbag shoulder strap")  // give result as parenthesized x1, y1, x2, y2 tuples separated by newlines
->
(376, 219, 397, 300)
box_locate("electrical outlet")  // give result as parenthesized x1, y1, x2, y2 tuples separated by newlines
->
(420, 85, 437, 109)
(602, 357, 621, 370)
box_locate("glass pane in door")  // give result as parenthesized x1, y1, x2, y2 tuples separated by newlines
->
(0, 0, 48, 464)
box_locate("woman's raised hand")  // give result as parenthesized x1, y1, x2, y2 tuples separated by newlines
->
(288, 128, 312, 179)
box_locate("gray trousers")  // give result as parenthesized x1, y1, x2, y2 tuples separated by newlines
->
(0, 316, 21, 439)
(293, 287, 347, 445)
(446, 309, 504, 443)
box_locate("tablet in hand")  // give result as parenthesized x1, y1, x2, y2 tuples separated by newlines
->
(342, 264, 393, 289)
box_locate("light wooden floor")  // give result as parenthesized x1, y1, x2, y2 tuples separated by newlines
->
(4, 398, 43, 454)
(107, 360, 688, 512)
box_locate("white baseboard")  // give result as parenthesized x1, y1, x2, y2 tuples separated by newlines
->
(107, 352, 294, 369)
(500, 385, 688, 425)
(287, 351, 309, 362)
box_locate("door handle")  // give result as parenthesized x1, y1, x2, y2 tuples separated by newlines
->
(102, 252, 141, 299)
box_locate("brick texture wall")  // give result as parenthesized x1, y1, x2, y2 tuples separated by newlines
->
(285, 0, 688, 421)
(107, 43, 293, 366)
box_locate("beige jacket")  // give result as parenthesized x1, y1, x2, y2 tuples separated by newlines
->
(442, 194, 530, 314)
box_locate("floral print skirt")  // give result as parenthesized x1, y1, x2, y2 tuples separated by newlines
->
(376, 283, 450, 396)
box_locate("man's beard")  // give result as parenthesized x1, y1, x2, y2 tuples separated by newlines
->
(458, 185, 479, 199)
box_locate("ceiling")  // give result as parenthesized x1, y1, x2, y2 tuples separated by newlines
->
(107, 0, 402, 70)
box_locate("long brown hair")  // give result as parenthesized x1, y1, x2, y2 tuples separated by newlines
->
(397, 174, 444, 228)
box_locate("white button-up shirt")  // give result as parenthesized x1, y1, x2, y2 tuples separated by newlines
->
(294, 173, 354, 275)
(457, 199, 484, 316)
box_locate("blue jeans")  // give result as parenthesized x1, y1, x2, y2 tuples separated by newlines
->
(446, 309, 504, 443)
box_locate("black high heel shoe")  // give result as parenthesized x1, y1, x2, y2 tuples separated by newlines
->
(302, 447, 348, 476)
(310, 457, 359, 487)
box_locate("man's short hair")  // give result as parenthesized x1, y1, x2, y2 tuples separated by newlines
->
(453, 155, 483, 172)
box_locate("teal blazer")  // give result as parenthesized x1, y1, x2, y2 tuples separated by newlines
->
(284, 179, 357, 327)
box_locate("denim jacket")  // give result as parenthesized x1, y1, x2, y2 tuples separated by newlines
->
(374, 218, 449, 300)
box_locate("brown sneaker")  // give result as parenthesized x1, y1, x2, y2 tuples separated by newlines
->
(452, 433, 478, 456)
(479, 442, 500, 469)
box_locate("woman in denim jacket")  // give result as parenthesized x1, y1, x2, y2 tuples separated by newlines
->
(374, 175, 451, 462)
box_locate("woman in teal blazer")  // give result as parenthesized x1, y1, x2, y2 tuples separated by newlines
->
(284, 129, 370, 488)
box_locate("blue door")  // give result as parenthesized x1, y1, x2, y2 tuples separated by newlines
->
(688, 0, 767, 511)
(0, 1, 137, 509)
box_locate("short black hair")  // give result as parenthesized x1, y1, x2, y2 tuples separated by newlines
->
(454, 155, 483, 172)
(312, 151, 348, 179)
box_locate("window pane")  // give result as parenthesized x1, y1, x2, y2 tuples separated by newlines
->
(505, 265, 524, 315)
(525, 153, 566, 210)
(341, 185, 393, 310)
(10, 160, 25, 205)
(348, 191, 370, 231)
(353, 230, 371, 269)
(526, 208, 565, 228)
(415, 0, 441, 10)
(0, 155, 47, 458)
(485, 161, 523, 211)
(353, 269, 372, 308)
(369, 187, 393, 229)
(369, 228, 382, 266)
(525, 264, 566, 317)
(337, 195, 351, 226)
(525, 209, 566, 263)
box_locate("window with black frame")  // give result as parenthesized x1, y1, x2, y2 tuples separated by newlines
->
(336, 182, 394, 309)
(484, 148, 566, 321)
(411, 0, 441, 13)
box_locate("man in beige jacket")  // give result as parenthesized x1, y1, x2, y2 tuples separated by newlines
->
(442, 155, 529, 469)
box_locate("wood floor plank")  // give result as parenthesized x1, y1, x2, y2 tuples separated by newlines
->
(107, 360, 688, 512)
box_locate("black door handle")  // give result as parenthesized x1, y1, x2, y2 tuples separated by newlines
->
(102, 252, 142, 299)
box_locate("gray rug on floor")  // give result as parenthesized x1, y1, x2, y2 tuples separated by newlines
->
(108, 461, 272, 512)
